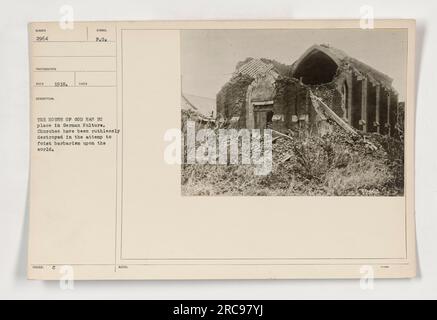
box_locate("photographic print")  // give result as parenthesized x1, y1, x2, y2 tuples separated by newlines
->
(27, 20, 416, 280)
(181, 29, 407, 196)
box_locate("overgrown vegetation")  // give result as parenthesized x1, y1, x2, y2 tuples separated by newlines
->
(181, 115, 404, 197)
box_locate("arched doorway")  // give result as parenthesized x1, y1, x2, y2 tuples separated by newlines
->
(246, 74, 276, 129)
(253, 101, 274, 129)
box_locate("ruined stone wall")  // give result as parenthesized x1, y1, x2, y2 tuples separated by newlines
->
(216, 74, 253, 127)
(308, 82, 344, 118)
(389, 92, 399, 136)
(367, 83, 378, 132)
(216, 67, 400, 137)
(351, 74, 363, 129)
(379, 90, 388, 135)
(272, 77, 308, 132)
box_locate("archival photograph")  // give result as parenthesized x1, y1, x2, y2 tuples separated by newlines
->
(181, 29, 407, 196)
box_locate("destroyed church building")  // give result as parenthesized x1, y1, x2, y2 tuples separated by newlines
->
(216, 44, 401, 136)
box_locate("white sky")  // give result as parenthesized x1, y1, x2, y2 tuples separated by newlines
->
(181, 28, 408, 100)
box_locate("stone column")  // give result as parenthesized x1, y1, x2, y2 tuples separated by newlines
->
(375, 84, 380, 134)
(361, 78, 368, 132)
(387, 92, 391, 136)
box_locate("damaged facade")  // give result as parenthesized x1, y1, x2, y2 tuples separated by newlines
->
(216, 44, 401, 136)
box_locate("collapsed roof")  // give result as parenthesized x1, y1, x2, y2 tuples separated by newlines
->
(233, 57, 292, 79)
(231, 44, 395, 92)
(291, 44, 394, 90)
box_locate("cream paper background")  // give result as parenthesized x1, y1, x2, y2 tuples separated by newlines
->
(27, 20, 416, 280)
(4, 0, 437, 299)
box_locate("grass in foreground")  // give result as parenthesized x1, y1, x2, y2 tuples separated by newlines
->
(181, 126, 404, 196)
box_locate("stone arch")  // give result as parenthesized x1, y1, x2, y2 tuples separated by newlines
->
(292, 45, 342, 85)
